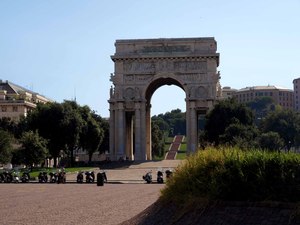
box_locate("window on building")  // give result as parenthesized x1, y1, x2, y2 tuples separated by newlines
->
(1, 106, 7, 112)
(13, 106, 18, 112)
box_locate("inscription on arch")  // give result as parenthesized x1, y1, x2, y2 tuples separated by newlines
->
(123, 60, 207, 74)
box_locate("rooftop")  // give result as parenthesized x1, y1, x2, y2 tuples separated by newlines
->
(237, 85, 293, 92)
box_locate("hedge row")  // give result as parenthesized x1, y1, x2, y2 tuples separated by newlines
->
(161, 147, 300, 203)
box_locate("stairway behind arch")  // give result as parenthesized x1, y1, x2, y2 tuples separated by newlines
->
(165, 135, 184, 160)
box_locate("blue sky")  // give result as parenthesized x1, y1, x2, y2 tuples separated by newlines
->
(1, 0, 299, 117)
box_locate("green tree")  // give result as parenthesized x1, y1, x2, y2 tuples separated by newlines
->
(94, 115, 109, 154)
(79, 109, 104, 164)
(260, 109, 300, 150)
(0, 117, 18, 136)
(204, 99, 255, 145)
(18, 131, 48, 168)
(220, 122, 259, 149)
(152, 109, 186, 136)
(61, 101, 84, 166)
(258, 131, 284, 151)
(25, 102, 65, 166)
(151, 122, 165, 157)
(246, 97, 277, 125)
(0, 129, 13, 164)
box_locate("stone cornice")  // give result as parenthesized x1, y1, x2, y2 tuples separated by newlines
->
(111, 54, 220, 66)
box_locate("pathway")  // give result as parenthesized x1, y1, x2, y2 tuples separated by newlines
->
(165, 135, 184, 160)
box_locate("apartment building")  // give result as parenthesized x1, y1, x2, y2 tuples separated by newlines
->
(293, 78, 300, 111)
(0, 80, 52, 121)
(221, 86, 238, 99)
(232, 85, 294, 110)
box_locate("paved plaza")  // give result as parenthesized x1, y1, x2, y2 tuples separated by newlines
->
(0, 160, 182, 225)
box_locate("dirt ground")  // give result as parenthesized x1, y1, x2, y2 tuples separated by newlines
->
(0, 183, 164, 225)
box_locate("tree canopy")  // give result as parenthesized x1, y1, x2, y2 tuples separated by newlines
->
(204, 99, 255, 145)
(260, 109, 300, 150)
(16, 130, 48, 168)
(0, 129, 14, 164)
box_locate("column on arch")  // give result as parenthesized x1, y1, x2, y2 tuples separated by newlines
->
(134, 102, 147, 160)
(140, 102, 147, 160)
(146, 104, 152, 160)
(125, 112, 134, 160)
(134, 103, 142, 160)
(186, 101, 198, 154)
(109, 106, 116, 160)
(116, 103, 126, 160)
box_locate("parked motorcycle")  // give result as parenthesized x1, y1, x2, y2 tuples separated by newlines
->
(2, 171, 13, 183)
(0, 171, 4, 183)
(21, 171, 30, 183)
(85, 171, 95, 183)
(157, 170, 164, 184)
(77, 171, 84, 183)
(49, 172, 58, 183)
(165, 169, 173, 179)
(38, 172, 48, 183)
(102, 171, 107, 183)
(142, 171, 152, 184)
(57, 170, 66, 184)
(11, 171, 20, 183)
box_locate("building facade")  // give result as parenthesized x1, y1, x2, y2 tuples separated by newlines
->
(293, 78, 300, 111)
(233, 85, 294, 110)
(221, 86, 237, 99)
(0, 80, 52, 121)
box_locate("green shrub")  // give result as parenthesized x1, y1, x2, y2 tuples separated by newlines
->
(161, 147, 300, 203)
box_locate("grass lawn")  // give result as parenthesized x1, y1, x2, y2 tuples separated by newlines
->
(176, 142, 187, 160)
(26, 167, 95, 178)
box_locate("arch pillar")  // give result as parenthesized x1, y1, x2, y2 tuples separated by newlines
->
(116, 103, 126, 159)
(186, 101, 198, 154)
(109, 105, 116, 160)
(146, 103, 152, 160)
(134, 102, 147, 160)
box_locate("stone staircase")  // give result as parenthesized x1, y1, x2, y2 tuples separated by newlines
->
(165, 135, 184, 160)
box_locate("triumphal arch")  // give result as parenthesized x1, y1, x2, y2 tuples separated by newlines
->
(109, 37, 221, 161)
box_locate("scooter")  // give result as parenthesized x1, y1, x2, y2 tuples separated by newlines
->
(38, 172, 48, 183)
(57, 170, 66, 184)
(77, 171, 84, 183)
(142, 171, 152, 184)
(85, 171, 95, 183)
(0, 171, 5, 183)
(11, 171, 20, 183)
(2, 171, 13, 183)
(165, 169, 173, 179)
(21, 171, 30, 183)
(49, 172, 58, 183)
(157, 170, 164, 184)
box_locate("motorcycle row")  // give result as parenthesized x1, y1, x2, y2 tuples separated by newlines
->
(38, 170, 67, 184)
(142, 169, 173, 184)
(76, 171, 107, 183)
(0, 170, 22, 183)
(0, 170, 104, 184)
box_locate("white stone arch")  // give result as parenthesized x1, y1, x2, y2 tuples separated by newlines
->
(109, 38, 220, 161)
